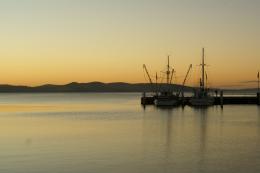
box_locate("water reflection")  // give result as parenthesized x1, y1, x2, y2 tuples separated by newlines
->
(257, 106, 260, 145)
(142, 107, 212, 172)
(194, 108, 208, 161)
(1, 93, 260, 173)
(142, 105, 260, 173)
(142, 107, 173, 172)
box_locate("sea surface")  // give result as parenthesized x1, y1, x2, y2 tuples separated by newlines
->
(0, 93, 260, 173)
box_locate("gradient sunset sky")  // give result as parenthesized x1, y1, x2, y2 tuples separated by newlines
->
(0, 0, 259, 88)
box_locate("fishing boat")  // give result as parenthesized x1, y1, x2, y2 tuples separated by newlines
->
(154, 92, 180, 106)
(189, 48, 214, 106)
(154, 56, 180, 106)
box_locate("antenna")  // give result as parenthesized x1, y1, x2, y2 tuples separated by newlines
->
(201, 48, 205, 89)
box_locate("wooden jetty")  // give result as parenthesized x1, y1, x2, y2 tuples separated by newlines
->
(141, 92, 260, 106)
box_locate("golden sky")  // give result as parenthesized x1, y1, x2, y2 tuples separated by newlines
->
(0, 0, 259, 88)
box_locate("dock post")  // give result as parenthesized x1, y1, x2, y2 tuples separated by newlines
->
(141, 92, 146, 105)
(257, 92, 260, 105)
(181, 91, 185, 105)
(142, 92, 146, 98)
(215, 90, 218, 98)
(220, 90, 224, 108)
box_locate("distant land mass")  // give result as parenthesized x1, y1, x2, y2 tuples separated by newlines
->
(0, 82, 193, 93)
(0, 82, 258, 93)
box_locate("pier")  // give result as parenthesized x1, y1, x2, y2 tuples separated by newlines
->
(141, 92, 260, 106)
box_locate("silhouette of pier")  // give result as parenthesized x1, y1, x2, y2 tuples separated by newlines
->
(141, 92, 260, 106)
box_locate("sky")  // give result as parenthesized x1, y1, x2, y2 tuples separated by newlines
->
(0, 0, 259, 88)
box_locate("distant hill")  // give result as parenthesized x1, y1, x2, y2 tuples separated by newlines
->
(0, 82, 194, 93)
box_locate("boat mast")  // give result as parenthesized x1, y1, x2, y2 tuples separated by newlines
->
(167, 55, 170, 84)
(201, 48, 205, 89)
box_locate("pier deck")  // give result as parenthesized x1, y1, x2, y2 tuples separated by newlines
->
(141, 94, 260, 106)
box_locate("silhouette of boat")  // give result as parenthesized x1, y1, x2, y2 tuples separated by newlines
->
(153, 56, 180, 106)
(154, 93, 180, 106)
(189, 48, 214, 106)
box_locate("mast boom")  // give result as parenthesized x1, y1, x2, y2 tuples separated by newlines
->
(143, 64, 153, 84)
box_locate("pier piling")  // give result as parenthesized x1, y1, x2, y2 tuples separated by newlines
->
(257, 92, 260, 105)
(220, 91, 224, 107)
(181, 92, 185, 105)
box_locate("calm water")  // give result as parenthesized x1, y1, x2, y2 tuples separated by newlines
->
(0, 93, 260, 173)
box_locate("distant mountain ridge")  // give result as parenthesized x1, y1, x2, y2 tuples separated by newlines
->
(0, 82, 258, 93)
(0, 82, 193, 93)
